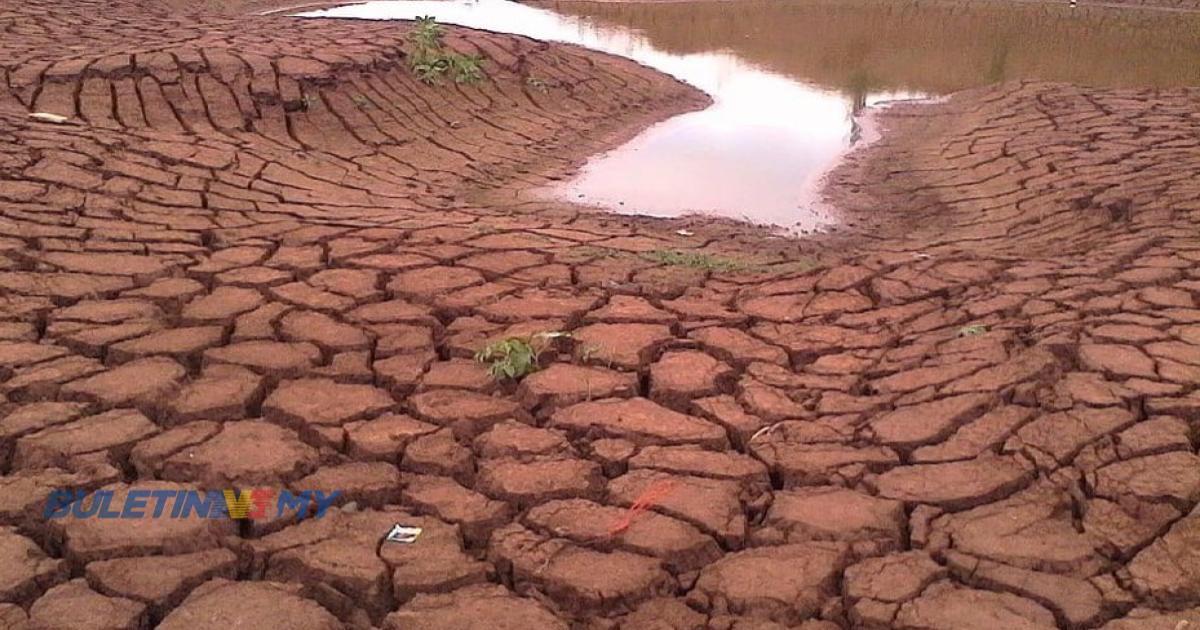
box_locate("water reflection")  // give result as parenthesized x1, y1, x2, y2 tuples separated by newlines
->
(306, 0, 1200, 229)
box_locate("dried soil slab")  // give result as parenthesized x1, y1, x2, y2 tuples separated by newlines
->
(1083, 498, 1181, 559)
(401, 429, 474, 484)
(0, 466, 118, 534)
(750, 439, 898, 487)
(249, 508, 487, 619)
(345, 413, 438, 461)
(84, 548, 238, 620)
(1127, 508, 1200, 607)
(945, 551, 1105, 627)
(608, 470, 747, 547)
(157, 579, 341, 630)
(613, 598, 707, 629)
(476, 291, 601, 323)
(689, 326, 789, 367)
(649, 350, 735, 406)
(1079, 344, 1157, 378)
(129, 422, 221, 478)
(1088, 451, 1200, 508)
(39, 252, 169, 281)
(515, 364, 638, 416)
(59, 357, 185, 412)
(686, 542, 847, 624)
(417, 359, 494, 393)
(872, 455, 1034, 510)
(280, 310, 370, 352)
(166, 365, 263, 424)
(28, 578, 148, 630)
(573, 322, 674, 370)
(550, 398, 728, 449)
(388, 266, 484, 301)
(627, 445, 768, 489)
(107, 326, 224, 365)
(753, 486, 904, 552)
(868, 393, 992, 449)
(472, 421, 572, 460)
(843, 551, 946, 603)
(1004, 408, 1135, 468)
(911, 406, 1035, 463)
(408, 389, 523, 440)
(12, 408, 158, 470)
(894, 581, 1057, 629)
(928, 483, 1105, 575)
(0, 527, 67, 606)
(1100, 607, 1200, 630)
(384, 583, 567, 630)
(0, 403, 91, 451)
(158, 420, 318, 487)
(523, 498, 721, 573)
(401, 475, 512, 548)
(181, 286, 264, 324)
(2, 355, 106, 401)
(47, 481, 238, 569)
(264, 378, 396, 447)
(489, 523, 674, 616)
(477, 456, 604, 510)
(1113, 416, 1191, 459)
(586, 295, 676, 325)
(203, 340, 321, 377)
(294, 461, 401, 508)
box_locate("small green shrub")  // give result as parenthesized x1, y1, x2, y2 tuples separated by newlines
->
(407, 16, 484, 85)
(474, 331, 570, 381)
(957, 324, 989, 337)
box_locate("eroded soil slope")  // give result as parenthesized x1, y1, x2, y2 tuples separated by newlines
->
(1, 1, 1199, 629)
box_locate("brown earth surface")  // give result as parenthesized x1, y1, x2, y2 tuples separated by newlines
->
(2, 0, 1200, 628)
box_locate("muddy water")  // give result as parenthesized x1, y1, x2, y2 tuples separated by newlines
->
(308, 0, 1200, 230)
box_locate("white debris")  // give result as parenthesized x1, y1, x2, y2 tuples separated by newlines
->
(29, 112, 69, 124)
(384, 523, 423, 544)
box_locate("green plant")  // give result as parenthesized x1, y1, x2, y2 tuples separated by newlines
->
(475, 331, 570, 380)
(957, 324, 989, 337)
(526, 76, 549, 93)
(645, 249, 749, 272)
(407, 16, 485, 85)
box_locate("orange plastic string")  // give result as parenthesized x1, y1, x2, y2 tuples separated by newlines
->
(607, 480, 676, 537)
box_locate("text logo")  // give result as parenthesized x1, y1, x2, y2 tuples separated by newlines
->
(43, 488, 342, 521)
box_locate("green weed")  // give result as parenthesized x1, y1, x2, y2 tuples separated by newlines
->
(475, 331, 570, 381)
(407, 16, 485, 85)
(645, 249, 749, 272)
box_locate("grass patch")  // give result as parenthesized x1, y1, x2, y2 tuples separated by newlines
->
(957, 324, 989, 337)
(644, 249, 750, 272)
(474, 331, 570, 381)
(407, 16, 484, 85)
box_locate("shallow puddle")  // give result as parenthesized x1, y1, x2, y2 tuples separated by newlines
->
(308, 0, 1200, 229)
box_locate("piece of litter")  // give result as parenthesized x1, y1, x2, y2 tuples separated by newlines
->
(749, 422, 783, 443)
(607, 480, 676, 537)
(29, 112, 69, 124)
(384, 523, 423, 544)
(675, 229, 694, 236)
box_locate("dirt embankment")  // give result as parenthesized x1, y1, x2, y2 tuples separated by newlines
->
(0, 0, 1199, 629)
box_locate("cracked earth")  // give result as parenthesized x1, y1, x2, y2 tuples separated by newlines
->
(1, 0, 1199, 628)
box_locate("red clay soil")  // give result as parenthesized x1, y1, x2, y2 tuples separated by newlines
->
(1, 0, 1199, 628)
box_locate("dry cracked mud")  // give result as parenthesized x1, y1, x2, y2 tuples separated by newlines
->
(1, 0, 1199, 628)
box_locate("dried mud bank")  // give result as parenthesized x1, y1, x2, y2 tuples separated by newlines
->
(2, 0, 1200, 628)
